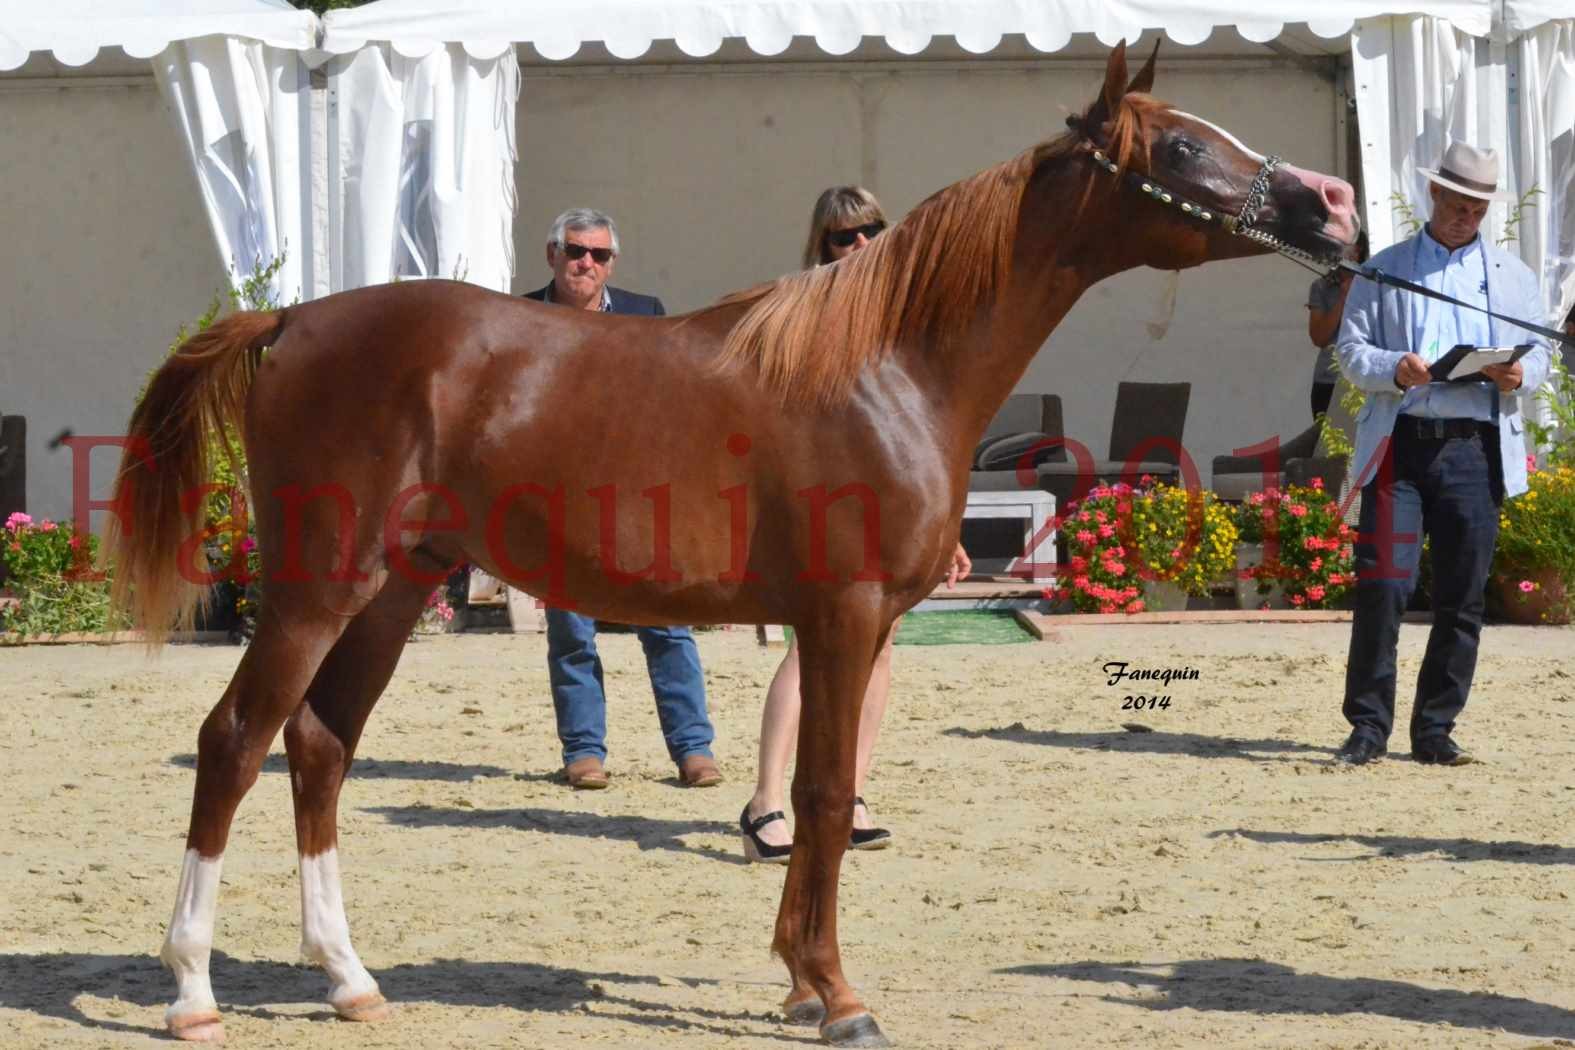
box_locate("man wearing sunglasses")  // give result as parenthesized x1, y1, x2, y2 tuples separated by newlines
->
(525, 207, 663, 316)
(523, 208, 721, 792)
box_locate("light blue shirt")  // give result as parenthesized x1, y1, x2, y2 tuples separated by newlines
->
(1336, 226, 1552, 498)
(1399, 227, 1495, 422)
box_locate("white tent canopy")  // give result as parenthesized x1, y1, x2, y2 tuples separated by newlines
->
(0, 0, 316, 70)
(319, 0, 1492, 61)
(2, 0, 1567, 315)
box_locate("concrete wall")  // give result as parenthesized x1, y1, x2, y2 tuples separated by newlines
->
(514, 57, 1346, 486)
(0, 72, 219, 524)
(1, 53, 1342, 522)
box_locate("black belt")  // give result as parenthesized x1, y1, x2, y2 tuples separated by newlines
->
(1394, 415, 1485, 440)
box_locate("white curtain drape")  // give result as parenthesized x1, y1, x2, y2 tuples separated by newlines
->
(1514, 20, 1575, 326)
(154, 36, 314, 305)
(1350, 16, 1503, 255)
(327, 43, 519, 293)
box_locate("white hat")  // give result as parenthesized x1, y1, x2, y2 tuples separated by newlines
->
(1419, 141, 1514, 202)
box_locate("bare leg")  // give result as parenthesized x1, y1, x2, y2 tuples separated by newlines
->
(283, 574, 429, 1022)
(746, 638, 800, 849)
(852, 633, 896, 831)
(162, 603, 353, 1041)
(773, 613, 891, 1047)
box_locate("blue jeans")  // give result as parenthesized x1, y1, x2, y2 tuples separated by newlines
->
(545, 609, 714, 766)
(1343, 425, 1500, 744)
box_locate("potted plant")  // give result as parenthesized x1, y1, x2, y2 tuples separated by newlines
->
(1496, 357, 1575, 625)
(1233, 481, 1356, 610)
(0, 512, 121, 638)
(1048, 479, 1238, 614)
(1490, 461, 1575, 624)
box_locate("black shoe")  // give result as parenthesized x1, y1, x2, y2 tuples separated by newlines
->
(1413, 736, 1474, 765)
(740, 805, 792, 864)
(850, 796, 891, 851)
(1335, 730, 1387, 766)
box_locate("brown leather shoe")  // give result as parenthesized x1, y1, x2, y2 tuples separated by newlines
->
(563, 755, 609, 789)
(677, 754, 722, 787)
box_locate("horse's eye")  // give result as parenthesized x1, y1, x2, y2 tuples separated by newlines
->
(1169, 139, 1200, 163)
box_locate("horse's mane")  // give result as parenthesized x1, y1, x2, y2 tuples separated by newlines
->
(709, 96, 1156, 408)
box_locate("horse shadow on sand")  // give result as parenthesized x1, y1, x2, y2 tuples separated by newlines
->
(169, 753, 514, 782)
(1004, 958, 1575, 1040)
(365, 805, 746, 865)
(0, 950, 802, 1043)
(1209, 827, 1575, 866)
(944, 723, 1333, 764)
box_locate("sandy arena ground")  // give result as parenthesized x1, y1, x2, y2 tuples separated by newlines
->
(4, 622, 1575, 1049)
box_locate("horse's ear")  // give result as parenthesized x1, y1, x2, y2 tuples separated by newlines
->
(1125, 40, 1160, 95)
(1082, 41, 1130, 137)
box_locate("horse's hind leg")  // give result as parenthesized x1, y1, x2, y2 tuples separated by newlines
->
(283, 572, 429, 1023)
(162, 603, 354, 1042)
(774, 611, 893, 1048)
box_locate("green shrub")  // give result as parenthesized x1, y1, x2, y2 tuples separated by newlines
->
(1, 513, 124, 637)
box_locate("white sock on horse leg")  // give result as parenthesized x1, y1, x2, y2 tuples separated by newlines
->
(161, 849, 222, 1021)
(298, 849, 380, 1008)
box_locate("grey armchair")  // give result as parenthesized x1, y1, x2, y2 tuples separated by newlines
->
(1034, 381, 1191, 506)
(969, 394, 1066, 493)
(1211, 420, 1347, 502)
(0, 415, 24, 586)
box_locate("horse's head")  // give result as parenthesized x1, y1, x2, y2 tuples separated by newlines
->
(1069, 42, 1360, 268)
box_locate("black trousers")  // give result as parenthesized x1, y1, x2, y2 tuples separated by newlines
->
(1342, 423, 1501, 744)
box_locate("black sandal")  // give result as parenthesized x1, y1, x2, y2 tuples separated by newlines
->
(850, 796, 891, 851)
(740, 805, 792, 864)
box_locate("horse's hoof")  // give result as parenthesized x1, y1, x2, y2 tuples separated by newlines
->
(821, 1012, 891, 1047)
(167, 1010, 225, 1042)
(333, 991, 394, 1023)
(783, 995, 827, 1027)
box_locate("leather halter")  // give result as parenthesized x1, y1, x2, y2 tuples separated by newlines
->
(1088, 146, 1335, 265)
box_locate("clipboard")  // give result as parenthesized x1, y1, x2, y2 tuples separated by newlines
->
(1427, 344, 1532, 384)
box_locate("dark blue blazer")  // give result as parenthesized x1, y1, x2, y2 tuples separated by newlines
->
(524, 282, 665, 317)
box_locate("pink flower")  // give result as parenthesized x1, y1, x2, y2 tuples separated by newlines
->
(1527, 454, 1538, 473)
(1519, 579, 1536, 593)
(39, 520, 57, 532)
(1287, 504, 1308, 518)
(1310, 477, 1324, 490)
(4, 511, 30, 531)
(1097, 524, 1115, 539)
(68, 536, 82, 550)
(1306, 585, 1326, 601)
(1140, 474, 1155, 486)
(1126, 599, 1146, 613)
(239, 537, 256, 553)
(1094, 511, 1108, 524)
(1290, 594, 1306, 606)
(1309, 558, 1323, 572)
(1076, 530, 1095, 545)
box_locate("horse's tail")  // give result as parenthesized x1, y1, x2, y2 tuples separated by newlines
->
(107, 309, 285, 641)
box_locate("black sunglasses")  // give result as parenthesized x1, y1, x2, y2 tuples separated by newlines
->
(825, 222, 885, 249)
(560, 242, 615, 264)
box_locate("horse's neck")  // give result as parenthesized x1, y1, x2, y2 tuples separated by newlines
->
(911, 161, 1118, 453)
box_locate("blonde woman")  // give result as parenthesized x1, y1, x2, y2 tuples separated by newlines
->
(740, 186, 971, 863)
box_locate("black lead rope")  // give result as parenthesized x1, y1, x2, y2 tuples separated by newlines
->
(1334, 259, 1572, 348)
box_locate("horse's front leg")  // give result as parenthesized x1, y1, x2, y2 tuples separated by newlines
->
(774, 610, 893, 1048)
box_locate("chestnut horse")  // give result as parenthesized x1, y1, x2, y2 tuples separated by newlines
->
(108, 44, 1357, 1047)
